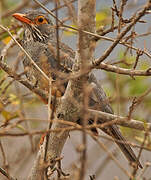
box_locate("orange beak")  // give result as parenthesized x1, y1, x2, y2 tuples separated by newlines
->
(12, 13, 33, 25)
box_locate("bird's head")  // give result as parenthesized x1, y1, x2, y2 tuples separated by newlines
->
(13, 11, 55, 42)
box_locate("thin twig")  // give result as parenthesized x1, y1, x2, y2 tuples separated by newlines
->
(94, 1, 151, 65)
(0, 24, 49, 82)
(0, 141, 7, 169)
(131, 129, 149, 179)
(0, 167, 16, 180)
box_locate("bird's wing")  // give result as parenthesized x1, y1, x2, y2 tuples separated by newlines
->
(47, 41, 75, 72)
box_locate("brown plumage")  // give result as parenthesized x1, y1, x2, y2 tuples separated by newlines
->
(13, 10, 142, 168)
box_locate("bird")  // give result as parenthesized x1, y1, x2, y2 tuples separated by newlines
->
(12, 10, 142, 168)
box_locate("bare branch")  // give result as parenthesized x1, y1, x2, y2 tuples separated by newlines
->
(0, 167, 16, 180)
(93, 1, 151, 65)
(88, 109, 151, 132)
(94, 62, 151, 76)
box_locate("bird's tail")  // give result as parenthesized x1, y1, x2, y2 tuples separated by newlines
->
(107, 125, 143, 169)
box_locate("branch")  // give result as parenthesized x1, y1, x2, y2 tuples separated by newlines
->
(0, 58, 49, 103)
(0, 24, 50, 82)
(0, 167, 16, 180)
(93, 0, 151, 65)
(2, 0, 30, 18)
(88, 109, 151, 132)
(95, 62, 151, 76)
(77, 0, 96, 179)
(0, 113, 150, 136)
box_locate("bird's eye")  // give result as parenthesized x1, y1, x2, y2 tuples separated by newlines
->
(38, 17, 44, 23)
(35, 15, 48, 25)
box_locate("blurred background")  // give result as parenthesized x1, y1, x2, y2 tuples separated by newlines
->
(0, 0, 151, 179)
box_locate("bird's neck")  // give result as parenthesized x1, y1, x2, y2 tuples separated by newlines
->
(23, 26, 56, 44)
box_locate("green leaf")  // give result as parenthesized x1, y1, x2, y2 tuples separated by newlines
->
(16, 124, 27, 132)
(128, 77, 148, 96)
(1, 110, 18, 122)
(9, 93, 20, 105)
(140, 61, 150, 70)
(64, 24, 77, 36)
(96, 8, 111, 28)
(3, 0, 20, 9)
(117, 50, 136, 69)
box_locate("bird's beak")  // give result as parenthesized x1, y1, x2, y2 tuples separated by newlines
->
(12, 13, 33, 25)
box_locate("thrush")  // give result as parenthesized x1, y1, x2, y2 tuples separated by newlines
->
(13, 10, 142, 168)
